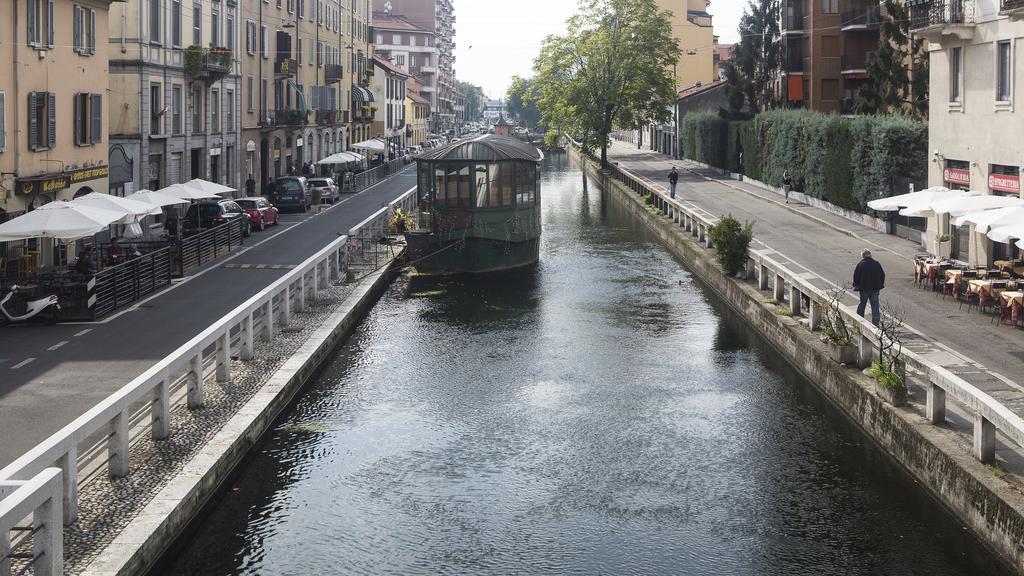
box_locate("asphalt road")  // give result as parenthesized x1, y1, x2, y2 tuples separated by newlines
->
(0, 168, 416, 467)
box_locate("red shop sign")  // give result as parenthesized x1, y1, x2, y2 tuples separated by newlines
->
(989, 173, 1021, 194)
(943, 168, 971, 186)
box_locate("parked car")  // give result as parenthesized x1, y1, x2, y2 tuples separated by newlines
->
(236, 197, 280, 231)
(409, 145, 423, 156)
(306, 177, 340, 204)
(184, 199, 251, 237)
(271, 176, 310, 212)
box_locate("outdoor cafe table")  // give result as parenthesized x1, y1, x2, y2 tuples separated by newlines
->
(995, 259, 1024, 277)
(1003, 291, 1024, 308)
(968, 279, 1018, 297)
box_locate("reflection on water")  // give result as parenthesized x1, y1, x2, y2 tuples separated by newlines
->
(159, 153, 1010, 576)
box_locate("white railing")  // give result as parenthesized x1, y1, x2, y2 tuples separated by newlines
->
(0, 188, 416, 576)
(601, 156, 1020, 466)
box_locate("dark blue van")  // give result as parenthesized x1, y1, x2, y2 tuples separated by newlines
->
(271, 176, 310, 212)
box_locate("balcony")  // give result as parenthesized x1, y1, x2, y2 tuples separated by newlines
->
(274, 57, 297, 78)
(184, 46, 232, 83)
(781, 1, 804, 36)
(1000, 0, 1024, 19)
(841, 4, 883, 31)
(316, 110, 337, 126)
(274, 109, 308, 127)
(687, 11, 713, 27)
(785, 52, 805, 74)
(841, 51, 876, 75)
(325, 64, 343, 84)
(909, 0, 975, 43)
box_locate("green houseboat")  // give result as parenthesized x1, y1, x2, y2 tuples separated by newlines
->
(406, 135, 544, 273)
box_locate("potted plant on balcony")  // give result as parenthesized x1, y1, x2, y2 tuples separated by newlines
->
(184, 45, 203, 75)
(209, 45, 232, 67)
(819, 286, 858, 364)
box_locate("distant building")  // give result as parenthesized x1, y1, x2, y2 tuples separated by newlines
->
(655, 0, 716, 88)
(407, 81, 431, 147)
(372, 57, 410, 155)
(372, 12, 440, 133)
(483, 99, 503, 123)
(651, 80, 728, 154)
(715, 41, 735, 81)
(494, 116, 511, 137)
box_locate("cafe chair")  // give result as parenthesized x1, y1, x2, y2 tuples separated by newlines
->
(958, 281, 979, 312)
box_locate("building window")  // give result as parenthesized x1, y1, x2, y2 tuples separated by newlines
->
(950, 46, 963, 104)
(226, 89, 234, 129)
(211, 89, 220, 131)
(261, 78, 268, 113)
(392, 34, 401, 45)
(74, 93, 102, 145)
(247, 76, 254, 111)
(172, 86, 182, 134)
(997, 40, 1012, 104)
(246, 20, 255, 54)
(193, 1, 201, 45)
(150, 0, 161, 43)
(261, 24, 268, 58)
(287, 0, 294, 13)
(73, 5, 97, 54)
(170, 0, 181, 46)
(28, 92, 54, 150)
(150, 84, 164, 135)
(211, 6, 220, 46)
(309, 37, 314, 65)
(193, 86, 203, 132)
(27, 0, 55, 48)
(297, 34, 302, 64)
(0, 92, 5, 151)
(396, 54, 405, 66)
(227, 15, 235, 53)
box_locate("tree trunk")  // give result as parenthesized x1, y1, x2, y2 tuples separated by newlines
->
(601, 144, 608, 168)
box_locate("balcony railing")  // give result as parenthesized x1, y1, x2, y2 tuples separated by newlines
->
(841, 51, 876, 72)
(274, 108, 308, 126)
(325, 63, 343, 84)
(841, 4, 883, 29)
(274, 57, 297, 78)
(185, 46, 232, 81)
(1001, 0, 1024, 12)
(785, 53, 804, 73)
(910, 0, 974, 30)
(782, 14, 804, 33)
(316, 109, 337, 125)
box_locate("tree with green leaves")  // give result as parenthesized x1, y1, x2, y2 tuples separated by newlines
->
(856, 0, 928, 118)
(531, 0, 679, 166)
(726, 0, 781, 114)
(457, 81, 484, 122)
(506, 76, 542, 129)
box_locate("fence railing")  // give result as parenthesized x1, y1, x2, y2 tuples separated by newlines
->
(350, 158, 410, 192)
(594, 147, 1022, 468)
(910, 0, 974, 30)
(176, 218, 245, 277)
(91, 247, 173, 319)
(0, 188, 416, 576)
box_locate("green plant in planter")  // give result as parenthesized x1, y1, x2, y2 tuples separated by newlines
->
(708, 214, 754, 276)
(184, 45, 203, 75)
(868, 362, 904, 391)
(936, 233, 951, 242)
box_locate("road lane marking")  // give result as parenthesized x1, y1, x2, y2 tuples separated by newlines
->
(48, 341, 68, 351)
(74, 329, 92, 337)
(11, 358, 35, 369)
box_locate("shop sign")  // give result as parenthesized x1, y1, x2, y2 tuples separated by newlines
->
(989, 173, 1020, 194)
(943, 167, 971, 186)
(210, 148, 222, 157)
(297, 138, 304, 147)
(245, 140, 257, 152)
(18, 165, 110, 195)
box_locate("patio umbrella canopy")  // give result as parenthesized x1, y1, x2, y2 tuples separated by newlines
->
(126, 189, 191, 208)
(318, 152, 361, 165)
(72, 192, 162, 223)
(352, 139, 386, 153)
(987, 224, 1024, 245)
(183, 178, 235, 196)
(0, 201, 125, 241)
(953, 205, 1024, 234)
(931, 194, 1024, 217)
(159, 183, 221, 200)
(867, 187, 954, 212)
(897, 191, 979, 217)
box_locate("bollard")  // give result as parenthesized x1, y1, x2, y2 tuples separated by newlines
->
(152, 378, 171, 440)
(188, 352, 205, 408)
(790, 286, 802, 315)
(59, 447, 78, 525)
(774, 274, 785, 303)
(973, 414, 996, 463)
(108, 411, 130, 477)
(927, 382, 946, 425)
(215, 332, 231, 382)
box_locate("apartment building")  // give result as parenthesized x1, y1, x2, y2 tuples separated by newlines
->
(372, 11, 439, 127)
(407, 80, 430, 146)
(372, 0, 455, 133)
(918, 0, 1024, 264)
(108, 0, 241, 196)
(371, 56, 408, 155)
(0, 0, 118, 219)
(779, 0, 882, 113)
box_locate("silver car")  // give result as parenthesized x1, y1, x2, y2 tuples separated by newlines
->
(306, 177, 340, 204)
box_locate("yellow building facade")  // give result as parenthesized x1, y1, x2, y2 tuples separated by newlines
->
(655, 0, 716, 89)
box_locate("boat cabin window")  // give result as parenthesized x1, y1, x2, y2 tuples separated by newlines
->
(434, 162, 472, 208)
(487, 163, 514, 206)
(474, 165, 489, 207)
(516, 163, 537, 206)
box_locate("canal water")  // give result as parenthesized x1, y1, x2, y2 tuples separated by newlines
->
(160, 154, 1010, 576)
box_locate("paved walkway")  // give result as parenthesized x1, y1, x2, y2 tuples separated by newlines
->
(0, 167, 416, 467)
(607, 139, 1024, 438)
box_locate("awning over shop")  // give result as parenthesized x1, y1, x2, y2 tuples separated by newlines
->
(352, 86, 375, 103)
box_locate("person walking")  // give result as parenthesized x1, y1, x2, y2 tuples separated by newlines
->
(782, 168, 793, 204)
(668, 167, 679, 199)
(245, 174, 256, 197)
(853, 249, 885, 326)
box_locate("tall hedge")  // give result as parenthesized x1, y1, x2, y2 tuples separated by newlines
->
(679, 109, 926, 213)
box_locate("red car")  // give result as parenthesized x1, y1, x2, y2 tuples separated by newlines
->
(236, 197, 280, 231)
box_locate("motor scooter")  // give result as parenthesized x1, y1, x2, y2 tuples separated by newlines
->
(0, 285, 60, 326)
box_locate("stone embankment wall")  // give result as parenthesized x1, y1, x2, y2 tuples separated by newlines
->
(573, 148, 1024, 575)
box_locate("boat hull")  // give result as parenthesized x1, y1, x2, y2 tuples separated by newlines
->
(405, 232, 540, 274)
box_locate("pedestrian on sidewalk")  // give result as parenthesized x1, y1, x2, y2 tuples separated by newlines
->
(853, 249, 885, 326)
(783, 168, 793, 204)
(245, 174, 256, 197)
(668, 167, 679, 199)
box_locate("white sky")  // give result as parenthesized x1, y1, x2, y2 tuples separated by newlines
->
(452, 0, 744, 99)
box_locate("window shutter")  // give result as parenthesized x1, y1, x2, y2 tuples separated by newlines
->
(74, 93, 82, 145)
(28, 0, 37, 45)
(28, 93, 38, 149)
(88, 10, 96, 53)
(46, 0, 54, 47)
(91, 94, 102, 143)
(47, 92, 56, 148)
(0, 92, 6, 151)
(73, 6, 82, 52)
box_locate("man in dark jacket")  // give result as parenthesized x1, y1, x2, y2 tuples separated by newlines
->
(853, 249, 885, 325)
(668, 167, 679, 199)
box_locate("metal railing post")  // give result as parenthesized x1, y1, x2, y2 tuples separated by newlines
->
(108, 411, 130, 477)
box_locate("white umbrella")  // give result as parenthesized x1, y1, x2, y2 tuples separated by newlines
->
(867, 187, 954, 211)
(897, 190, 979, 217)
(352, 139, 387, 153)
(931, 194, 1024, 217)
(0, 201, 124, 241)
(318, 152, 361, 165)
(126, 189, 191, 208)
(159, 183, 220, 200)
(953, 205, 1024, 233)
(183, 178, 235, 196)
(71, 192, 161, 223)
(987, 224, 1024, 245)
